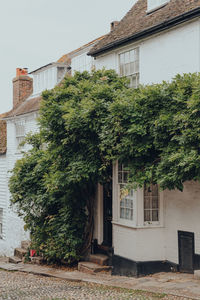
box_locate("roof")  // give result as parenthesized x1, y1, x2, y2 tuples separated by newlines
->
(58, 35, 106, 64)
(89, 0, 200, 56)
(29, 62, 69, 74)
(0, 113, 7, 154)
(4, 96, 41, 119)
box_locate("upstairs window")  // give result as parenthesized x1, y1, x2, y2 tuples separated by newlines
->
(147, 0, 169, 12)
(15, 121, 25, 148)
(144, 184, 159, 223)
(0, 208, 3, 239)
(71, 54, 94, 74)
(119, 48, 139, 88)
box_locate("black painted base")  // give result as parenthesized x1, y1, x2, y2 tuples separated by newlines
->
(112, 255, 179, 277)
(194, 254, 200, 270)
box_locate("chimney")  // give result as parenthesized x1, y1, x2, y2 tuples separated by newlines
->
(13, 68, 33, 108)
(110, 21, 119, 32)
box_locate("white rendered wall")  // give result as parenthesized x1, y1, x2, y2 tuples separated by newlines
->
(95, 19, 200, 83)
(94, 19, 200, 264)
(140, 20, 200, 85)
(164, 181, 200, 264)
(0, 112, 39, 256)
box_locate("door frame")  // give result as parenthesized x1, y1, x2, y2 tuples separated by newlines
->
(178, 230, 195, 273)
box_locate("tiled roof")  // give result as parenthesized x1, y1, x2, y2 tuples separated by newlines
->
(4, 96, 41, 118)
(58, 35, 106, 63)
(89, 0, 200, 56)
(0, 113, 7, 154)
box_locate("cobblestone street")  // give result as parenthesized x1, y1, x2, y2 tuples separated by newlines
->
(0, 270, 191, 300)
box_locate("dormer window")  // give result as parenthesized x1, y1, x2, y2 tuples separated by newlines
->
(147, 0, 169, 12)
(30, 63, 69, 96)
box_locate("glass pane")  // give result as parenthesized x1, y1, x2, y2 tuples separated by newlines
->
(151, 184, 158, 196)
(152, 197, 158, 209)
(120, 208, 125, 218)
(124, 52, 129, 64)
(130, 62, 135, 74)
(152, 210, 159, 221)
(135, 48, 139, 61)
(123, 172, 128, 183)
(119, 53, 125, 65)
(125, 63, 130, 76)
(144, 197, 150, 209)
(144, 210, 151, 222)
(130, 50, 135, 62)
(118, 172, 122, 183)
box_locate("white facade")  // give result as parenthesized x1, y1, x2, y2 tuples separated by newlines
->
(0, 112, 38, 256)
(93, 17, 200, 271)
(94, 20, 200, 84)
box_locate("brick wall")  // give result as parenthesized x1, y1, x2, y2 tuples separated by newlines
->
(13, 75, 33, 108)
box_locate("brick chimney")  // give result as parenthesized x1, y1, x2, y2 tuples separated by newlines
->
(13, 68, 33, 108)
(110, 21, 119, 32)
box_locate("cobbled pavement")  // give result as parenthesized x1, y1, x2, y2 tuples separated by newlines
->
(0, 270, 193, 300)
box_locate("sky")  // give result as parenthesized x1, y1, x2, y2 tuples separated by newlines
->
(0, 0, 136, 114)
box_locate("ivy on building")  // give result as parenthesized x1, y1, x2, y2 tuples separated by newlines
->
(9, 70, 200, 263)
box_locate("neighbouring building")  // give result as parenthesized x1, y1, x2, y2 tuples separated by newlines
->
(87, 0, 200, 276)
(0, 36, 105, 256)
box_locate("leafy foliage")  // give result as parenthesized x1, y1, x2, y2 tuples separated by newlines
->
(9, 70, 200, 263)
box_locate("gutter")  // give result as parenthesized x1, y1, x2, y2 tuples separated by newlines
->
(89, 7, 200, 57)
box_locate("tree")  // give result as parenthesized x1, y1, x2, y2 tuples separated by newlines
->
(9, 70, 200, 263)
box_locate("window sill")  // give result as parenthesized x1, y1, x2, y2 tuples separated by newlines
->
(112, 221, 164, 229)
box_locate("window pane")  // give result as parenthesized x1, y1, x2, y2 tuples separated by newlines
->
(144, 197, 150, 209)
(152, 210, 159, 221)
(130, 50, 135, 62)
(144, 210, 150, 222)
(124, 52, 129, 64)
(152, 197, 159, 209)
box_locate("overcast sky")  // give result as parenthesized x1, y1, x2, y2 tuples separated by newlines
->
(0, 0, 136, 114)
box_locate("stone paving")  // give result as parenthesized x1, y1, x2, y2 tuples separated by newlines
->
(0, 258, 200, 299)
(0, 269, 192, 300)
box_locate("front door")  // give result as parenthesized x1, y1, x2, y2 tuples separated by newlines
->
(178, 231, 194, 274)
(103, 182, 112, 247)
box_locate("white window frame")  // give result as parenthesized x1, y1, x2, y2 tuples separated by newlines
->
(119, 47, 139, 88)
(115, 161, 138, 227)
(15, 120, 25, 149)
(0, 208, 3, 239)
(143, 184, 160, 226)
(113, 161, 164, 229)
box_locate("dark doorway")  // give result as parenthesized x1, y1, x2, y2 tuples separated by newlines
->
(103, 182, 112, 247)
(178, 231, 194, 274)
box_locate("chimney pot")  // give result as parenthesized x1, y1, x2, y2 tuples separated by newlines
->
(110, 21, 119, 31)
(16, 68, 28, 77)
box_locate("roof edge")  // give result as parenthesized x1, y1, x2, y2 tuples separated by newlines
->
(89, 7, 200, 57)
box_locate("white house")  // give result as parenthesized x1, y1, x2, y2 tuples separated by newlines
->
(86, 0, 200, 276)
(0, 36, 104, 257)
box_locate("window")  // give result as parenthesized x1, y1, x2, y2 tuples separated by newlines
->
(147, 0, 169, 12)
(144, 184, 159, 223)
(118, 163, 134, 221)
(72, 54, 94, 74)
(0, 209, 3, 239)
(119, 48, 139, 88)
(15, 121, 25, 148)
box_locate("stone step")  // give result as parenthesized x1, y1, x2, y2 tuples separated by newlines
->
(8, 256, 22, 264)
(194, 270, 200, 279)
(89, 254, 109, 266)
(78, 261, 112, 275)
(14, 248, 27, 259)
(21, 240, 31, 250)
